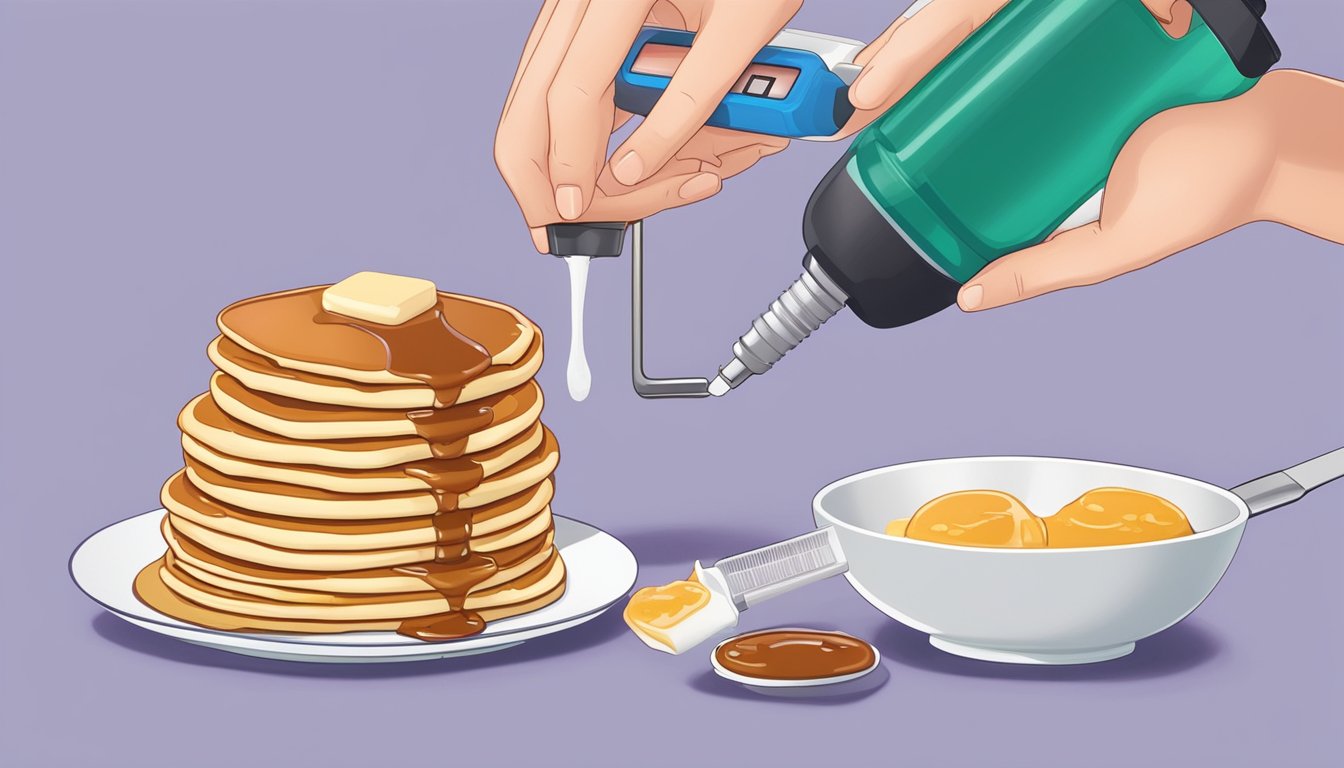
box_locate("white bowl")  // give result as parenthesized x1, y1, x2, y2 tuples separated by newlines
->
(813, 457, 1249, 664)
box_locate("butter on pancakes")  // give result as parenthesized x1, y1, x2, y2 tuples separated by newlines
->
(135, 273, 566, 641)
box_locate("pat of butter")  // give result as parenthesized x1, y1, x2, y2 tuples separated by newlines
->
(322, 272, 437, 325)
(623, 562, 739, 655)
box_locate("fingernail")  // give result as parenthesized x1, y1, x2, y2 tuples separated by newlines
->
(555, 185, 582, 220)
(959, 283, 984, 311)
(612, 151, 644, 185)
(678, 172, 720, 200)
(849, 74, 874, 108)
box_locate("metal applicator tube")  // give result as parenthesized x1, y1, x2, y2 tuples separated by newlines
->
(708, 255, 848, 396)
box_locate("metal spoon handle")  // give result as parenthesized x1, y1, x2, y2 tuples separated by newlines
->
(1230, 447, 1344, 517)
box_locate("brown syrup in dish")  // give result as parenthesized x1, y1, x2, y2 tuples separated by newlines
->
(715, 629, 876, 681)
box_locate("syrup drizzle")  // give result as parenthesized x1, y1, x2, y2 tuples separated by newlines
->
(312, 304, 502, 641)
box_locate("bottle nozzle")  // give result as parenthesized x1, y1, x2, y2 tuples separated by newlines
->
(709, 256, 848, 395)
(707, 375, 733, 398)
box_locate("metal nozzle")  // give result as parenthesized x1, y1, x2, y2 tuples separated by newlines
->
(709, 256, 848, 395)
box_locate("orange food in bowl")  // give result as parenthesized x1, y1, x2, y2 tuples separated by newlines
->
(905, 490, 1047, 548)
(1045, 487, 1194, 548)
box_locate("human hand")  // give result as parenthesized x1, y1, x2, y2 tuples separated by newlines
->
(955, 69, 1344, 312)
(495, 0, 800, 252)
(842, 0, 1191, 136)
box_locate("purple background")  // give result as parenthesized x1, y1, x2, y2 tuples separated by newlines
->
(2, 1, 1341, 766)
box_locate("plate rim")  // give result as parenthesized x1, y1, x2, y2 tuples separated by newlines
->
(70, 508, 638, 652)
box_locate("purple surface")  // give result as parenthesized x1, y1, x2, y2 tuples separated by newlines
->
(2, 1, 1342, 766)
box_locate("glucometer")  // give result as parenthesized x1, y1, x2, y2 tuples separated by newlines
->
(615, 27, 866, 139)
(553, 0, 1279, 400)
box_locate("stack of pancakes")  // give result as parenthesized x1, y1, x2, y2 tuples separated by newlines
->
(134, 283, 565, 640)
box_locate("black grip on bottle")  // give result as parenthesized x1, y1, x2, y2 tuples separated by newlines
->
(546, 222, 627, 258)
(1189, 0, 1280, 79)
(802, 160, 959, 330)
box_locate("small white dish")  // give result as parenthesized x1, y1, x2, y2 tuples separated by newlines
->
(71, 509, 638, 663)
(709, 632, 882, 689)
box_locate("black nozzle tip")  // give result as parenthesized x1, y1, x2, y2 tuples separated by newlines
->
(546, 222, 627, 258)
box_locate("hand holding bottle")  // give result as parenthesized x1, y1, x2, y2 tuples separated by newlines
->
(956, 70, 1344, 312)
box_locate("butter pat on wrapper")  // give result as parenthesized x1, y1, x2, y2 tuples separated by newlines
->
(625, 562, 740, 655)
(322, 272, 437, 325)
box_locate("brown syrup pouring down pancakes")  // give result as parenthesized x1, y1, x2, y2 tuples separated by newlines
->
(136, 282, 564, 641)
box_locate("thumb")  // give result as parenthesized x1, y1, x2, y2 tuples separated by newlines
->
(956, 91, 1270, 313)
(956, 220, 1143, 311)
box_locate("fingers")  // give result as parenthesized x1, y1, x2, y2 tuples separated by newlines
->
(956, 222, 1135, 311)
(852, 17, 907, 69)
(608, 0, 800, 186)
(585, 171, 724, 221)
(501, 0, 562, 119)
(957, 94, 1273, 312)
(583, 128, 786, 222)
(1140, 1, 1194, 37)
(708, 141, 789, 178)
(494, 0, 590, 246)
(530, 228, 549, 253)
(848, 0, 1008, 112)
(547, 0, 655, 219)
(676, 126, 789, 169)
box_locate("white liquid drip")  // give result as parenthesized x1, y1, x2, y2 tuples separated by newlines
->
(565, 256, 592, 401)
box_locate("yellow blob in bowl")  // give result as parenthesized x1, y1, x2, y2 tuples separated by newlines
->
(1046, 487, 1194, 548)
(905, 490, 1047, 548)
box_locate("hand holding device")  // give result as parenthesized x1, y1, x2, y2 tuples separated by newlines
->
(494, 0, 800, 250)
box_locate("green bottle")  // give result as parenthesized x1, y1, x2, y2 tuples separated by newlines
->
(709, 0, 1279, 396)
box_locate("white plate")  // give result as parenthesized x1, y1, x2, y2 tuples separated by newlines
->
(70, 509, 638, 663)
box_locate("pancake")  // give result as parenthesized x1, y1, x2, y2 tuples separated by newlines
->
(211, 373, 544, 442)
(162, 511, 556, 599)
(179, 391, 544, 470)
(134, 557, 567, 634)
(162, 471, 553, 548)
(165, 514, 555, 596)
(137, 278, 566, 640)
(182, 427, 560, 519)
(217, 286, 536, 384)
(168, 534, 556, 602)
(181, 434, 447, 495)
(164, 502, 554, 571)
(209, 334, 544, 409)
(158, 549, 564, 620)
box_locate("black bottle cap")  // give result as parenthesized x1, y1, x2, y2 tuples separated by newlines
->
(546, 222, 627, 257)
(802, 158, 960, 329)
(1189, 0, 1280, 78)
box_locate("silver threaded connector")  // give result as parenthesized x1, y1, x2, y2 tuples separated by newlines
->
(709, 256, 848, 396)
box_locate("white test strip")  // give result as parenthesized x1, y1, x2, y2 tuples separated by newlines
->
(711, 527, 850, 610)
(564, 256, 592, 402)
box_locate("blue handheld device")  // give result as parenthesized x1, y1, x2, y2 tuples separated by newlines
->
(615, 27, 865, 139)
